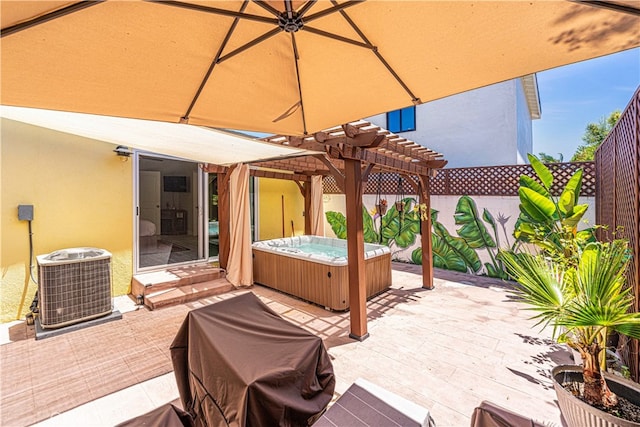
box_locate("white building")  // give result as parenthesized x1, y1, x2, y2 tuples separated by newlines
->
(367, 76, 541, 168)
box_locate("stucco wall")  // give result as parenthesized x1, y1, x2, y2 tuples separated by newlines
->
(256, 178, 305, 240)
(516, 79, 534, 164)
(1, 119, 133, 322)
(367, 79, 532, 168)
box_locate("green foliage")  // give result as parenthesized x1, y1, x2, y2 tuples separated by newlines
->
(380, 198, 421, 247)
(500, 239, 639, 407)
(571, 110, 621, 162)
(362, 206, 379, 243)
(326, 211, 347, 239)
(325, 208, 379, 243)
(514, 154, 594, 264)
(453, 196, 506, 278)
(454, 196, 497, 249)
(432, 221, 482, 273)
(538, 152, 563, 163)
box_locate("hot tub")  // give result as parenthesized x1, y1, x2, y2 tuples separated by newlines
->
(252, 236, 391, 311)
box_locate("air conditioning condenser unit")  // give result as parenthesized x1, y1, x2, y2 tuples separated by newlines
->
(37, 247, 113, 329)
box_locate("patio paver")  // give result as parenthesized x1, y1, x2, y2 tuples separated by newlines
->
(0, 263, 571, 426)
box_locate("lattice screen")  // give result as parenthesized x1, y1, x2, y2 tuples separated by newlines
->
(596, 88, 640, 381)
(323, 162, 595, 197)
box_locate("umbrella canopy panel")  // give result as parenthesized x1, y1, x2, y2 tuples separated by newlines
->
(2, 1, 639, 136)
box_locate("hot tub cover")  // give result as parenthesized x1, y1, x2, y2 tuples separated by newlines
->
(170, 292, 335, 427)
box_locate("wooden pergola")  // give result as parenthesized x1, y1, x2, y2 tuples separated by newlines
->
(204, 120, 447, 340)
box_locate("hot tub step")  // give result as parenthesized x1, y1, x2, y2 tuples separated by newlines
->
(144, 278, 235, 310)
(130, 264, 226, 305)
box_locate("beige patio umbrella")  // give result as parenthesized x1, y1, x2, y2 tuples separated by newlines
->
(1, 1, 639, 136)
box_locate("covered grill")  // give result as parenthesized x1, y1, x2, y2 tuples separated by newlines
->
(170, 292, 335, 426)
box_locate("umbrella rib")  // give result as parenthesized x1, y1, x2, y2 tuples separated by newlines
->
(285, 0, 295, 19)
(217, 27, 282, 64)
(151, 1, 277, 25)
(291, 33, 308, 135)
(182, 1, 249, 121)
(252, 1, 281, 17)
(303, 26, 373, 49)
(573, 0, 640, 16)
(1, 1, 102, 38)
(298, 1, 319, 18)
(330, 0, 420, 104)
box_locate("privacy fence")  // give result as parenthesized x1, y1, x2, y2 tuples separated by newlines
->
(323, 161, 596, 197)
(596, 87, 640, 380)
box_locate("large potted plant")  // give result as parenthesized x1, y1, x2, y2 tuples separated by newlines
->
(500, 155, 640, 425)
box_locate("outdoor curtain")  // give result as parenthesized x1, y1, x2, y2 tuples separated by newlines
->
(227, 163, 252, 287)
(310, 175, 324, 236)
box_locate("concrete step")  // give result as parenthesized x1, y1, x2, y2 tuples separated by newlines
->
(144, 278, 235, 310)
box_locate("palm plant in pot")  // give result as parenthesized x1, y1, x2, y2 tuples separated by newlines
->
(500, 155, 640, 425)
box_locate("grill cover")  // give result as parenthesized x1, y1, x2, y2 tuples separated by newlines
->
(170, 292, 335, 427)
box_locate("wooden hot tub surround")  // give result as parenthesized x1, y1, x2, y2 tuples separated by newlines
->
(252, 236, 392, 311)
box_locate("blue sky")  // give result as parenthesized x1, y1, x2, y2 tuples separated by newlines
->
(532, 48, 640, 161)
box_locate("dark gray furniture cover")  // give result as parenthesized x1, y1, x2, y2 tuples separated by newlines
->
(170, 292, 335, 427)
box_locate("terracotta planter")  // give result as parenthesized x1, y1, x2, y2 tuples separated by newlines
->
(552, 365, 640, 427)
(377, 203, 387, 215)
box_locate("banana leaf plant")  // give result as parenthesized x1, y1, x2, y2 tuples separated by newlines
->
(515, 154, 595, 266)
(409, 205, 493, 275)
(380, 197, 421, 248)
(327, 196, 511, 277)
(326, 207, 379, 243)
(500, 239, 640, 409)
(383, 197, 481, 273)
(454, 196, 509, 279)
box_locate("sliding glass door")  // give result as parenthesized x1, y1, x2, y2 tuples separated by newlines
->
(137, 154, 204, 269)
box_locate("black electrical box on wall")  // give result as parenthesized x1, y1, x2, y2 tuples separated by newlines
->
(18, 205, 34, 221)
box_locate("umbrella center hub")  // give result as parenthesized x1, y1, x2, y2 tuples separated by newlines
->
(278, 11, 304, 33)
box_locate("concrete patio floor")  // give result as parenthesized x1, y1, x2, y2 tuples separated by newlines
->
(1, 263, 571, 426)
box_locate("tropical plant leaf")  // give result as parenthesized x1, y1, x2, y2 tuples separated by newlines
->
(380, 207, 399, 246)
(561, 204, 588, 229)
(395, 220, 420, 248)
(503, 239, 640, 359)
(519, 175, 549, 198)
(576, 228, 597, 243)
(562, 168, 583, 205)
(362, 206, 379, 243)
(325, 211, 347, 239)
(482, 208, 500, 245)
(518, 187, 557, 223)
(558, 189, 575, 216)
(528, 153, 554, 190)
(485, 262, 506, 279)
(380, 199, 421, 248)
(454, 196, 496, 249)
(433, 221, 482, 272)
(411, 247, 423, 265)
(499, 250, 567, 331)
(430, 208, 439, 223)
(431, 233, 469, 272)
